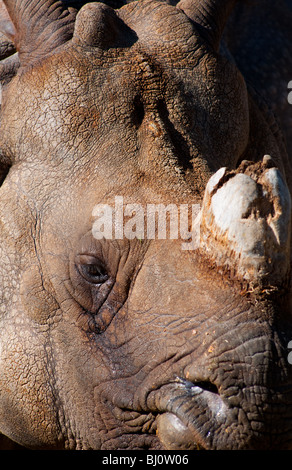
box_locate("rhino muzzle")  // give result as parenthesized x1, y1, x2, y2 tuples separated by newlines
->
(199, 156, 291, 292)
(151, 376, 292, 450)
(144, 320, 292, 450)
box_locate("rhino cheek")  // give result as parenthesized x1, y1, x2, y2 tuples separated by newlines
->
(0, 317, 62, 448)
(0, 226, 61, 446)
(19, 265, 59, 324)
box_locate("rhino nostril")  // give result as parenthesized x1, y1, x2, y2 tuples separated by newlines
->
(180, 375, 219, 395)
(191, 381, 219, 395)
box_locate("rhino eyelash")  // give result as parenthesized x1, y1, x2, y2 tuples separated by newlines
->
(76, 262, 109, 285)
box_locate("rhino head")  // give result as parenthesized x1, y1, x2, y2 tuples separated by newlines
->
(0, 0, 292, 450)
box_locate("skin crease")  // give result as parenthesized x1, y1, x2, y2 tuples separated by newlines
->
(0, 0, 292, 450)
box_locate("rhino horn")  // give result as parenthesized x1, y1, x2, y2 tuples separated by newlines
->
(177, 0, 237, 51)
(199, 157, 292, 292)
(1, 0, 87, 65)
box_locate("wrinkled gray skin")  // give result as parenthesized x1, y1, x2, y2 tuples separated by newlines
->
(0, 0, 292, 450)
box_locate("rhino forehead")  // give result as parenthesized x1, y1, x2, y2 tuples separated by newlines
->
(0, 49, 248, 198)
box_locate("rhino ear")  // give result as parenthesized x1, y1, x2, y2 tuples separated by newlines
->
(0, 0, 88, 66)
(177, 0, 237, 51)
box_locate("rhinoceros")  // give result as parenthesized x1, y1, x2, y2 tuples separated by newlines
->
(0, 0, 292, 450)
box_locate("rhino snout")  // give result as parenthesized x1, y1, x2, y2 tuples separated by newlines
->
(200, 156, 291, 291)
(146, 320, 292, 450)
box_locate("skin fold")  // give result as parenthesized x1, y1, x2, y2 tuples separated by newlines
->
(0, 0, 292, 449)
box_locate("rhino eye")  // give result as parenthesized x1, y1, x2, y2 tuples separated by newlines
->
(76, 255, 109, 284)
